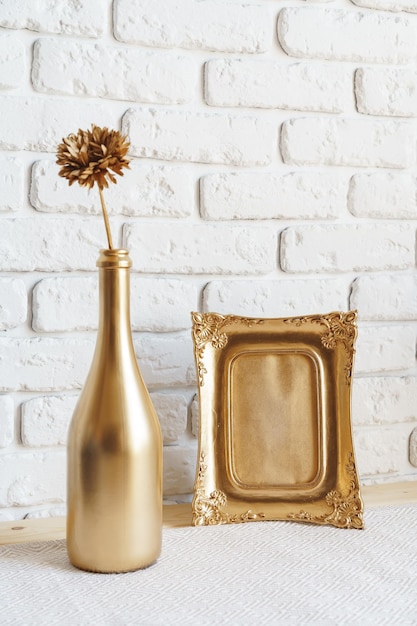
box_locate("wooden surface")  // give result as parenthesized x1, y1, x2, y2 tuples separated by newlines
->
(0, 503, 192, 546)
(0, 481, 416, 546)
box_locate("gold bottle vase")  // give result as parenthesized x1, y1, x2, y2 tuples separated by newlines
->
(67, 249, 162, 573)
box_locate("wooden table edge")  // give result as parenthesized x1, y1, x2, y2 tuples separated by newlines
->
(1, 481, 416, 546)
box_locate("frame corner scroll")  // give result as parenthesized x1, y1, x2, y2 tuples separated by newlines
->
(288, 452, 364, 530)
(192, 453, 265, 526)
(191, 312, 264, 386)
(284, 310, 357, 385)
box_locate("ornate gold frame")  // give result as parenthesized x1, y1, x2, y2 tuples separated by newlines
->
(191, 311, 363, 530)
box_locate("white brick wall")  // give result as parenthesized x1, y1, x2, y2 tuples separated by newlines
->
(0, 279, 27, 330)
(281, 118, 414, 168)
(348, 173, 417, 219)
(0, 35, 25, 90)
(0, 0, 105, 37)
(278, 8, 417, 63)
(351, 0, 417, 12)
(355, 67, 417, 118)
(32, 39, 196, 105)
(200, 171, 346, 220)
(0, 338, 94, 391)
(124, 222, 277, 274)
(280, 224, 415, 273)
(0, 219, 103, 271)
(1, 0, 417, 519)
(203, 278, 348, 317)
(0, 157, 24, 212)
(351, 274, 417, 320)
(0, 396, 14, 448)
(0, 97, 114, 151)
(123, 107, 275, 166)
(113, 0, 270, 53)
(31, 160, 194, 217)
(204, 60, 351, 113)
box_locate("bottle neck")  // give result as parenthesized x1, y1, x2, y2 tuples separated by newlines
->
(96, 249, 133, 346)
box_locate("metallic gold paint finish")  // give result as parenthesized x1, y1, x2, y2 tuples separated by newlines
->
(191, 311, 363, 529)
(67, 249, 162, 572)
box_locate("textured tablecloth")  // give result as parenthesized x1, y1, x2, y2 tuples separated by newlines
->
(1, 504, 416, 626)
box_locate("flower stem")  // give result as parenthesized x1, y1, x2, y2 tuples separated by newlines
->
(98, 187, 113, 250)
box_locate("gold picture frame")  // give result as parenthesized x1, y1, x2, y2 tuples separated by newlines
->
(191, 311, 363, 530)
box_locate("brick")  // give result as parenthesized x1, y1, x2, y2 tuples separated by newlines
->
(32, 38, 195, 105)
(351, 0, 417, 12)
(348, 173, 417, 219)
(113, 0, 270, 53)
(350, 274, 417, 321)
(163, 444, 196, 495)
(21, 392, 188, 447)
(352, 377, 417, 427)
(205, 59, 351, 113)
(0, 451, 65, 507)
(280, 224, 415, 273)
(0, 395, 14, 448)
(0, 156, 23, 212)
(124, 222, 277, 275)
(131, 279, 198, 332)
(122, 107, 274, 167)
(200, 171, 347, 220)
(0, 34, 25, 89)
(0, 511, 14, 521)
(0, 278, 27, 330)
(278, 7, 417, 64)
(356, 67, 417, 118)
(0, 218, 104, 271)
(203, 279, 348, 318)
(30, 160, 193, 218)
(0, 338, 94, 392)
(151, 393, 188, 445)
(410, 427, 417, 467)
(281, 118, 414, 169)
(0, 97, 113, 152)
(32, 275, 197, 333)
(0, 0, 105, 37)
(21, 394, 77, 447)
(354, 428, 401, 477)
(32, 276, 97, 333)
(25, 506, 66, 519)
(134, 332, 196, 388)
(355, 325, 416, 374)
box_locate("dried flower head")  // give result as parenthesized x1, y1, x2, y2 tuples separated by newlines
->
(56, 125, 131, 250)
(56, 125, 131, 190)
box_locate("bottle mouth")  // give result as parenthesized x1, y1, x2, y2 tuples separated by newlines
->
(96, 248, 132, 269)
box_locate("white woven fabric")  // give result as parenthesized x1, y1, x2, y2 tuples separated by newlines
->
(1, 504, 416, 626)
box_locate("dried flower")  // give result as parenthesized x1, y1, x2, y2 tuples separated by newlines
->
(57, 125, 130, 190)
(56, 125, 131, 249)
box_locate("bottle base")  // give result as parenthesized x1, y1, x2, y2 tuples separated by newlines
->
(68, 556, 159, 574)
